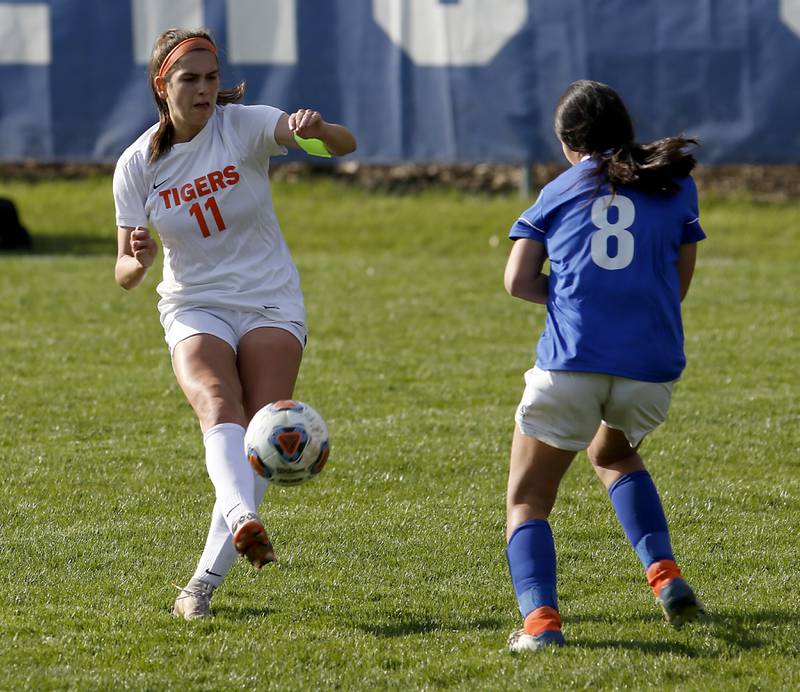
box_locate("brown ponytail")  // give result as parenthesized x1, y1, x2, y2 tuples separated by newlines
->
(594, 138, 698, 194)
(147, 28, 245, 163)
(555, 80, 698, 194)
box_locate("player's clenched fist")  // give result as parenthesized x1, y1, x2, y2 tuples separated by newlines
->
(288, 108, 324, 139)
(130, 226, 158, 268)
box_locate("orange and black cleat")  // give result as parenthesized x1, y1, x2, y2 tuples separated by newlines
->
(232, 512, 276, 569)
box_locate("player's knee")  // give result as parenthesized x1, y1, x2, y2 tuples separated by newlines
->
(587, 446, 608, 467)
(196, 392, 241, 429)
(507, 485, 556, 521)
(587, 432, 639, 468)
(588, 446, 644, 481)
(507, 474, 535, 506)
(588, 443, 626, 467)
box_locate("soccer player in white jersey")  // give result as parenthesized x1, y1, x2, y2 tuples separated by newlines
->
(503, 80, 705, 651)
(112, 29, 356, 620)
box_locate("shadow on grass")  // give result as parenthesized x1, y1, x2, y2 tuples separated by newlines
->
(212, 604, 275, 620)
(569, 609, 797, 653)
(26, 234, 115, 256)
(696, 610, 793, 650)
(573, 638, 700, 656)
(357, 616, 505, 638)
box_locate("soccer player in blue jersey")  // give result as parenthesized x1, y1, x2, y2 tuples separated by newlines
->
(503, 80, 705, 652)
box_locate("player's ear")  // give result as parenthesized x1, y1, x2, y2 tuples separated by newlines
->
(153, 75, 167, 100)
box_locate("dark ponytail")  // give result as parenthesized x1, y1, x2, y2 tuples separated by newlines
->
(555, 80, 698, 194)
(148, 28, 245, 163)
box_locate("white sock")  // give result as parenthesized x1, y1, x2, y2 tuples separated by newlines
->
(191, 471, 271, 587)
(203, 423, 255, 533)
(254, 473, 269, 508)
(191, 500, 236, 587)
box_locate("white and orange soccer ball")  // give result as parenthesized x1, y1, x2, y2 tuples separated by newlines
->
(245, 400, 330, 486)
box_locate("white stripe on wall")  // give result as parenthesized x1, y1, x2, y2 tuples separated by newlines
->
(132, 0, 205, 65)
(227, 0, 297, 65)
(0, 3, 50, 65)
(781, 0, 800, 38)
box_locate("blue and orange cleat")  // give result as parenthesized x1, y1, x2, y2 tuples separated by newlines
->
(508, 628, 565, 652)
(648, 560, 705, 629)
(656, 577, 705, 629)
(508, 606, 565, 652)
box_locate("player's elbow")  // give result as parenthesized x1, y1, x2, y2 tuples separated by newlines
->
(504, 273, 524, 297)
(114, 258, 141, 290)
(344, 134, 357, 155)
(336, 137, 357, 156)
(115, 271, 135, 290)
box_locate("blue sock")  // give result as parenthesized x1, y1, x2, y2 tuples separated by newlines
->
(608, 470, 674, 569)
(505, 519, 558, 618)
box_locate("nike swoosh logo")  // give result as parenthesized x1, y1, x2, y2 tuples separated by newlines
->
(153, 178, 169, 189)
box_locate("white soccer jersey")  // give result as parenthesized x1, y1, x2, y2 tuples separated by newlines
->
(113, 103, 305, 327)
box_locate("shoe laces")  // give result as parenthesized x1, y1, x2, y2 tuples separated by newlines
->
(172, 580, 214, 603)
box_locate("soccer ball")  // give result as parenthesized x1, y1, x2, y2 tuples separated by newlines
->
(245, 400, 330, 486)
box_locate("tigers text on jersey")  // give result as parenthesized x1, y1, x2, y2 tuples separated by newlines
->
(509, 159, 706, 383)
(113, 103, 304, 327)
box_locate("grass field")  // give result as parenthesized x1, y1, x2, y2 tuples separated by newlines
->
(0, 175, 798, 690)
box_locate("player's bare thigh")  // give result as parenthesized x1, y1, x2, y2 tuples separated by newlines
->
(172, 333, 245, 432)
(237, 327, 303, 421)
(506, 425, 576, 539)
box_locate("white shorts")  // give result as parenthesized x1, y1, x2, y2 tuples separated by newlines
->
(515, 366, 676, 451)
(163, 307, 307, 355)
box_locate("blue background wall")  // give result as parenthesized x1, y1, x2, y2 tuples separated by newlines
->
(0, 0, 799, 164)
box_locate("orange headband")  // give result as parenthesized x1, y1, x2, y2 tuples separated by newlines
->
(157, 37, 217, 79)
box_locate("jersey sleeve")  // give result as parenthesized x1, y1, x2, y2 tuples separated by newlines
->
(113, 154, 149, 229)
(680, 176, 706, 244)
(509, 188, 549, 241)
(226, 104, 288, 160)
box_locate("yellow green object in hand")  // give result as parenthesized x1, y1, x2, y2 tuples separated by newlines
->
(293, 133, 332, 158)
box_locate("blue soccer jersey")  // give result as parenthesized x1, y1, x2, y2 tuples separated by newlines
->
(509, 159, 705, 382)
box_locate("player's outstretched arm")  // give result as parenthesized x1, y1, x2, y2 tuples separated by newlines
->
(504, 238, 549, 305)
(115, 225, 158, 290)
(276, 110, 357, 156)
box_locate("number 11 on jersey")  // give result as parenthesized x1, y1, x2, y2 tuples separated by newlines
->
(189, 196, 226, 237)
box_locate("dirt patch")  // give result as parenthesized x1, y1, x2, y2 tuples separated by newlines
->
(273, 162, 800, 201)
(0, 161, 115, 182)
(1, 160, 798, 201)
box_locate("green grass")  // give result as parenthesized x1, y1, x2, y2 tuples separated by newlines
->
(0, 176, 798, 690)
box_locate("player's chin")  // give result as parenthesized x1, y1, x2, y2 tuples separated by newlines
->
(192, 104, 213, 121)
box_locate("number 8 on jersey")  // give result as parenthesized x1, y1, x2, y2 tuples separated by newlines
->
(590, 194, 635, 270)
